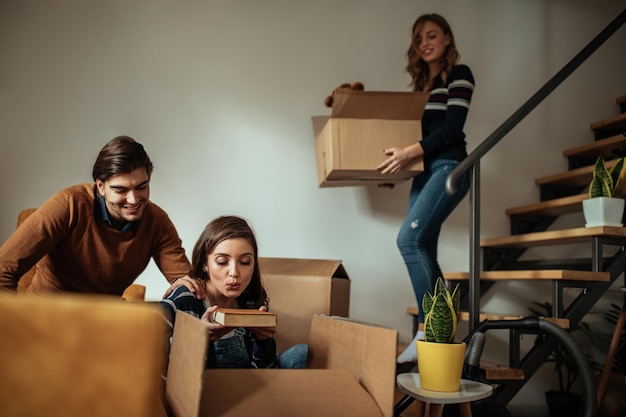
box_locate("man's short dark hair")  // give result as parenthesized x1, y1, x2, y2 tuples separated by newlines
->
(92, 136, 154, 182)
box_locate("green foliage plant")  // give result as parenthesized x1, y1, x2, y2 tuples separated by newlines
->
(589, 155, 626, 198)
(422, 277, 460, 343)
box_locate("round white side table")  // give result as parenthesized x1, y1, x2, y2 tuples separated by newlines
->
(396, 373, 493, 417)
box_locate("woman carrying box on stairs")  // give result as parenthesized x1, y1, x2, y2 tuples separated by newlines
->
(160, 215, 307, 370)
(376, 13, 475, 364)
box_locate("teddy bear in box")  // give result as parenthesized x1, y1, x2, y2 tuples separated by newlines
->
(324, 81, 364, 107)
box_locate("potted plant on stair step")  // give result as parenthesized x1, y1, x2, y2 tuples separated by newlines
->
(583, 155, 626, 227)
(415, 277, 466, 392)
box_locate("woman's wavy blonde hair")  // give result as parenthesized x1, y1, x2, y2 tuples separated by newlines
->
(405, 14, 460, 92)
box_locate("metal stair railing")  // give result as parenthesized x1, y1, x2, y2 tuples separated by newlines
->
(445, 7, 626, 333)
(392, 9, 626, 415)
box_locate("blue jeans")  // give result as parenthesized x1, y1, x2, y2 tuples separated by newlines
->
(396, 159, 469, 324)
(212, 328, 251, 368)
(277, 343, 308, 369)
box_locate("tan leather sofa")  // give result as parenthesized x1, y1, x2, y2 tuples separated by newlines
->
(0, 292, 168, 417)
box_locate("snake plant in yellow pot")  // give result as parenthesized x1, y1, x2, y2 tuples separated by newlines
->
(415, 277, 466, 392)
(582, 155, 626, 227)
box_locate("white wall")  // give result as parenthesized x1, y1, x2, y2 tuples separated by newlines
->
(2, 0, 625, 410)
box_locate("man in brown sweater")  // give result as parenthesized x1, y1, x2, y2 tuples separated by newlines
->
(0, 136, 203, 298)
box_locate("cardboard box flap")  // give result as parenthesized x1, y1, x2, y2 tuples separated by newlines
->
(307, 315, 398, 417)
(166, 311, 209, 417)
(258, 257, 351, 354)
(331, 90, 429, 120)
(259, 257, 348, 280)
(201, 369, 384, 417)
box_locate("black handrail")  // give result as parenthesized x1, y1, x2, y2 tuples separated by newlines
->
(448, 7, 626, 333)
(435, 5, 626, 412)
(446, 7, 626, 196)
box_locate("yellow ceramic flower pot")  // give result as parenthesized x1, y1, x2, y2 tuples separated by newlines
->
(415, 340, 467, 392)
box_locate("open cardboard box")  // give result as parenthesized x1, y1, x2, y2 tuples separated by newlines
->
(165, 311, 398, 417)
(313, 90, 429, 187)
(258, 257, 350, 354)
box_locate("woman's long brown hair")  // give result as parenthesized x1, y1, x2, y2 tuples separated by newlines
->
(190, 215, 268, 309)
(405, 14, 460, 92)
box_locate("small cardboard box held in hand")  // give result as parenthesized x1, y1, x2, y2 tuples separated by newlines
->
(312, 90, 428, 187)
(165, 312, 398, 417)
(258, 257, 350, 354)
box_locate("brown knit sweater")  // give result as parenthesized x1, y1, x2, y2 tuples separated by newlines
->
(0, 183, 191, 294)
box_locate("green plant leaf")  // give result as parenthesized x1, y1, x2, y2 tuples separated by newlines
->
(589, 156, 613, 198)
(424, 293, 454, 343)
(422, 290, 435, 341)
(451, 282, 461, 313)
(609, 157, 626, 196)
(422, 277, 459, 343)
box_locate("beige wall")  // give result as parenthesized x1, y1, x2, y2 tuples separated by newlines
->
(1, 0, 625, 410)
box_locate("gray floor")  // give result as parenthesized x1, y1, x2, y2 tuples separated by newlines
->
(506, 405, 548, 417)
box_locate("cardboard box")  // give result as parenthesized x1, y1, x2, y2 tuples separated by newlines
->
(313, 90, 429, 187)
(165, 312, 398, 417)
(258, 257, 350, 353)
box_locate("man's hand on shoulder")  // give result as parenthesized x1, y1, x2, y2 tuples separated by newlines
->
(162, 275, 205, 299)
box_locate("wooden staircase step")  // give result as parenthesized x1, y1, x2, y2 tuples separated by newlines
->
(480, 226, 626, 248)
(405, 305, 418, 317)
(405, 307, 571, 329)
(590, 112, 626, 136)
(505, 193, 587, 217)
(445, 269, 610, 282)
(535, 158, 621, 188)
(563, 133, 626, 161)
(458, 311, 570, 329)
(479, 361, 525, 381)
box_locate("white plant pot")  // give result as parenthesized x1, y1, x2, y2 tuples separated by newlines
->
(582, 197, 625, 227)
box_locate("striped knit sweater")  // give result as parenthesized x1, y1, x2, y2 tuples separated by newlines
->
(419, 64, 475, 162)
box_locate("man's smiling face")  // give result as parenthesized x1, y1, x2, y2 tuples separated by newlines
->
(96, 167, 150, 228)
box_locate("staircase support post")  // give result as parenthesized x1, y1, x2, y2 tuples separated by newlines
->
(469, 163, 481, 332)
